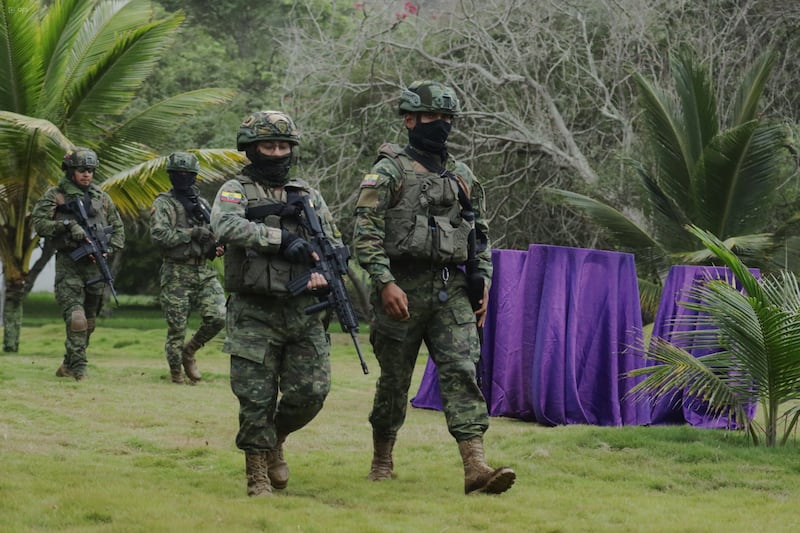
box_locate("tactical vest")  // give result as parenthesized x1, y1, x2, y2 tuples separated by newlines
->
(155, 192, 210, 260)
(378, 143, 470, 264)
(52, 187, 109, 252)
(223, 176, 312, 295)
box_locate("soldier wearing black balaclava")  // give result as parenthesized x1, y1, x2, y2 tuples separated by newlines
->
(150, 152, 225, 385)
(353, 81, 515, 495)
(210, 110, 343, 497)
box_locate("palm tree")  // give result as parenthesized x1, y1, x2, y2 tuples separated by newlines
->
(547, 46, 790, 316)
(627, 225, 800, 447)
(0, 0, 245, 352)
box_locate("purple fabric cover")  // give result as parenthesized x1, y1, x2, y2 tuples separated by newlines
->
(649, 265, 759, 428)
(411, 245, 652, 426)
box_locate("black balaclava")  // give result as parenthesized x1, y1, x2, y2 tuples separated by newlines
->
(408, 117, 452, 159)
(169, 171, 197, 196)
(243, 146, 293, 186)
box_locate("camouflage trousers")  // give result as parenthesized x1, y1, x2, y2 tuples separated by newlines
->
(54, 254, 107, 377)
(368, 266, 488, 442)
(158, 262, 225, 368)
(226, 293, 331, 452)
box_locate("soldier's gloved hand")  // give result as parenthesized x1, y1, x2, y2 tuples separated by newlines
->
(191, 226, 215, 245)
(280, 230, 314, 265)
(70, 222, 87, 242)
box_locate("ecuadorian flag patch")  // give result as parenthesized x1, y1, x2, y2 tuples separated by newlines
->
(219, 191, 242, 203)
(360, 174, 379, 188)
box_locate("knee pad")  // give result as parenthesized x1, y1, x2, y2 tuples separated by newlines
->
(86, 318, 96, 335)
(70, 309, 88, 332)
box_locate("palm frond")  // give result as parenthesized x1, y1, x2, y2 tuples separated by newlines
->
(39, 0, 95, 118)
(0, 111, 72, 260)
(628, 340, 752, 426)
(0, 111, 72, 194)
(63, 8, 184, 129)
(696, 122, 785, 237)
(686, 225, 764, 301)
(632, 161, 694, 250)
(672, 46, 719, 161)
(101, 149, 246, 218)
(672, 233, 774, 266)
(761, 271, 800, 313)
(0, 0, 43, 113)
(631, 71, 694, 210)
(730, 50, 777, 125)
(544, 187, 664, 252)
(104, 88, 237, 149)
(637, 276, 664, 320)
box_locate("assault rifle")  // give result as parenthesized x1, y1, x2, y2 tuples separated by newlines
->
(285, 196, 369, 375)
(174, 192, 220, 260)
(66, 198, 119, 305)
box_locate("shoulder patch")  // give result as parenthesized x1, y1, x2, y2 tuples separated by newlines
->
(360, 174, 380, 188)
(219, 191, 243, 203)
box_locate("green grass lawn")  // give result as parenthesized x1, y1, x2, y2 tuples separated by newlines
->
(1, 294, 799, 532)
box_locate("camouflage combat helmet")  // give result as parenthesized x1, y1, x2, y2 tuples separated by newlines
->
(61, 147, 99, 171)
(236, 110, 300, 150)
(166, 151, 200, 173)
(398, 80, 460, 116)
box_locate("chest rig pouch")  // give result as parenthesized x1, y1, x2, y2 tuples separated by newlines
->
(223, 177, 310, 295)
(378, 143, 470, 264)
(156, 192, 211, 261)
(53, 188, 109, 252)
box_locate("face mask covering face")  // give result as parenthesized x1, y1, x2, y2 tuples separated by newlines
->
(408, 119, 452, 153)
(169, 172, 197, 194)
(248, 153, 292, 185)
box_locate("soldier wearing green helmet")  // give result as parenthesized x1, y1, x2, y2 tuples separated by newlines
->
(31, 147, 125, 381)
(211, 110, 343, 497)
(353, 81, 516, 494)
(150, 151, 225, 384)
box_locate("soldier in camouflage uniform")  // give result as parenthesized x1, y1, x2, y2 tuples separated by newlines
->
(211, 110, 340, 497)
(31, 147, 125, 381)
(150, 152, 226, 384)
(353, 81, 516, 494)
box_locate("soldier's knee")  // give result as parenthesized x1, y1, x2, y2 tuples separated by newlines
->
(86, 318, 96, 335)
(70, 309, 87, 332)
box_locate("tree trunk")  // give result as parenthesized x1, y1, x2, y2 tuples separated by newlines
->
(2, 279, 25, 353)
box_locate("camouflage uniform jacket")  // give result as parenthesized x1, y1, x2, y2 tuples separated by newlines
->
(353, 143, 492, 291)
(32, 176, 125, 254)
(210, 174, 343, 295)
(150, 189, 215, 261)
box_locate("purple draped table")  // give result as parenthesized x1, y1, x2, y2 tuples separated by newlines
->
(411, 245, 652, 426)
(649, 265, 759, 428)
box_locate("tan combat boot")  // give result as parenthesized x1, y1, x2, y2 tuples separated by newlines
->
(266, 433, 289, 489)
(169, 364, 184, 384)
(56, 363, 74, 379)
(181, 338, 203, 382)
(367, 437, 395, 481)
(457, 437, 516, 494)
(245, 452, 271, 497)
